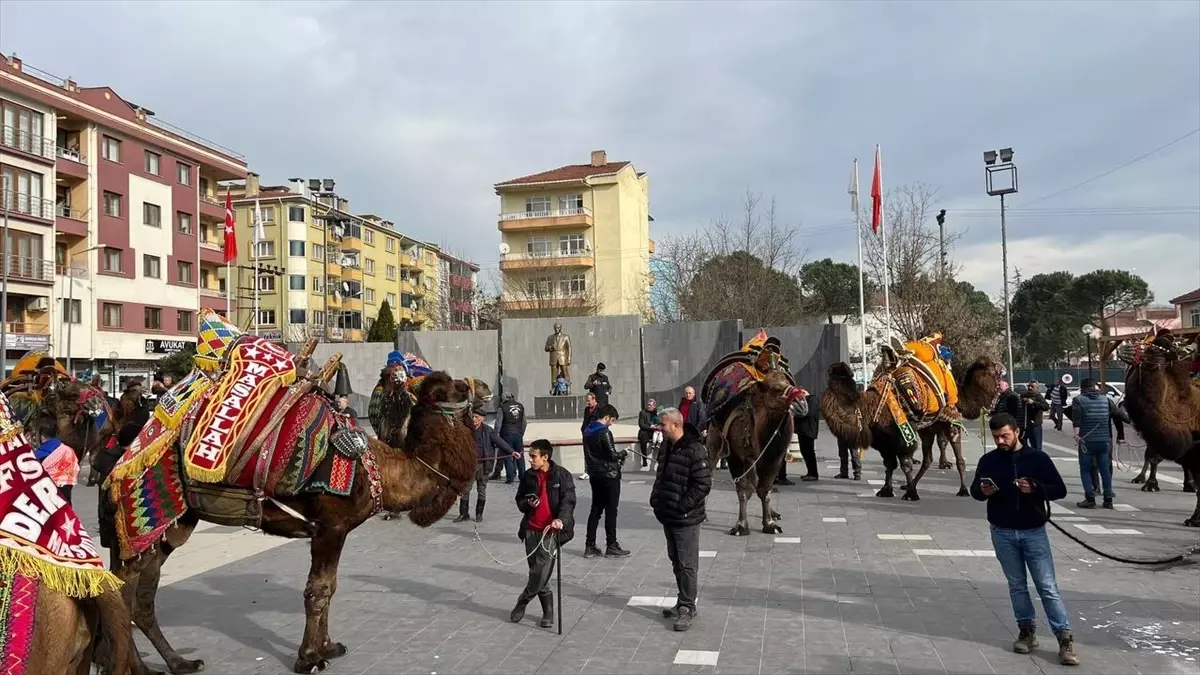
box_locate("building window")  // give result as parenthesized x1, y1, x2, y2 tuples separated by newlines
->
(144, 150, 161, 175)
(311, 244, 325, 262)
(258, 274, 276, 292)
(0, 165, 44, 213)
(526, 276, 552, 296)
(561, 273, 587, 295)
(143, 254, 161, 279)
(559, 233, 585, 254)
(143, 202, 162, 227)
(0, 100, 45, 155)
(365, 288, 376, 304)
(177, 261, 193, 284)
(289, 309, 306, 324)
(525, 196, 551, 215)
(386, 293, 397, 307)
(256, 309, 276, 326)
(288, 240, 305, 257)
(101, 136, 121, 162)
(177, 211, 192, 234)
(144, 307, 162, 330)
(254, 241, 275, 258)
(177, 162, 191, 185)
(364, 258, 375, 274)
(103, 191, 122, 218)
(364, 229, 374, 245)
(1191, 307, 1200, 328)
(102, 248, 122, 272)
(60, 298, 81, 323)
(289, 274, 305, 291)
(386, 237, 397, 253)
(559, 194, 583, 212)
(174, 311, 192, 333)
(526, 236, 552, 257)
(101, 303, 122, 328)
(288, 206, 306, 222)
(386, 265, 396, 280)
(258, 207, 275, 224)
(311, 310, 325, 326)
(312, 276, 323, 293)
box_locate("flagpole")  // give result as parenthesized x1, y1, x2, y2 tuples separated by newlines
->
(225, 259, 231, 318)
(850, 158, 868, 386)
(877, 145, 892, 341)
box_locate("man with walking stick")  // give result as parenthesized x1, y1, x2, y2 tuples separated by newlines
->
(511, 439, 576, 629)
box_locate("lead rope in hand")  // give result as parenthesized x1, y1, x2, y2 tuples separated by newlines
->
(472, 522, 559, 566)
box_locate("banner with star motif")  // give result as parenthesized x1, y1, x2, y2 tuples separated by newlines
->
(0, 392, 120, 598)
(182, 335, 297, 482)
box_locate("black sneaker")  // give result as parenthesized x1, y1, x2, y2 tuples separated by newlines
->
(775, 477, 795, 486)
(605, 544, 631, 558)
(1102, 500, 1114, 509)
(583, 545, 602, 558)
(673, 609, 694, 632)
(662, 605, 679, 619)
(452, 514, 470, 523)
(1077, 499, 1097, 509)
(834, 472, 849, 479)
(801, 475, 819, 482)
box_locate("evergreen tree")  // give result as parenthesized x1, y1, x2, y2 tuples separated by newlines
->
(368, 300, 398, 342)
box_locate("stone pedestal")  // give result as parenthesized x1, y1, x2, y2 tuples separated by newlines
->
(533, 395, 581, 420)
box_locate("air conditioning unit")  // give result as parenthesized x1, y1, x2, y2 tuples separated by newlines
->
(29, 297, 50, 312)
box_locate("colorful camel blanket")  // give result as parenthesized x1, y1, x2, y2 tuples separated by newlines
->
(0, 395, 120, 599)
(0, 571, 37, 675)
(193, 308, 241, 374)
(701, 331, 794, 415)
(183, 335, 297, 482)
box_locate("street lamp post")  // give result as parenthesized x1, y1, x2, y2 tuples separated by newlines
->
(302, 178, 340, 343)
(64, 244, 107, 374)
(984, 147, 1018, 382)
(1082, 324, 1096, 380)
(1, 196, 10, 377)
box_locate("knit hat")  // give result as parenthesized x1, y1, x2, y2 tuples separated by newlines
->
(471, 406, 486, 418)
(386, 350, 403, 366)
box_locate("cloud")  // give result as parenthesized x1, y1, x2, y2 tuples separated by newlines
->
(0, 0, 1196, 298)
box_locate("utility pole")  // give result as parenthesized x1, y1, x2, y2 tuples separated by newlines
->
(1, 203, 9, 377)
(936, 209, 947, 278)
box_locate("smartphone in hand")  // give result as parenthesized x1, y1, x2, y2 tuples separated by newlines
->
(980, 477, 999, 491)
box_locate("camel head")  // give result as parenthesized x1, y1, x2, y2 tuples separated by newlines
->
(0, 363, 113, 460)
(1117, 330, 1188, 368)
(458, 377, 493, 407)
(752, 369, 808, 418)
(957, 355, 1004, 420)
(821, 362, 872, 449)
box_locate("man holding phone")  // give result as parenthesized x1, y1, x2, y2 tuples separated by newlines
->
(970, 412, 1078, 666)
(511, 439, 576, 628)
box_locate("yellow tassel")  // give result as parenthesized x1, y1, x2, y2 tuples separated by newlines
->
(0, 548, 121, 599)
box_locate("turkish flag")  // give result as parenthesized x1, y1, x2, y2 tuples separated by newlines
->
(222, 188, 237, 263)
(870, 146, 883, 234)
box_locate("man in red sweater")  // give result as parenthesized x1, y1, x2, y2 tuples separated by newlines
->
(511, 439, 576, 628)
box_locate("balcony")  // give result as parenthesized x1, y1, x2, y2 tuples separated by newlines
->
(199, 192, 225, 220)
(499, 294, 592, 313)
(2, 254, 54, 284)
(55, 203, 89, 237)
(2, 321, 51, 351)
(199, 237, 226, 265)
(498, 206, 593, 232)
(499, 248, 595, 271)
(340, 236, 362, 253)
(2, 191, 54, 222)
(55, 146, 88, 180)
(0, 125, 54, 162)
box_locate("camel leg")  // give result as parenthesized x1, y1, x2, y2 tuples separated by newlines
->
(729, 479, 752, 537)
(900, 448, 925, 502)
(295, 525, 350, 672)
(937, 433, 952, 470)
(128, 542, 204, 674)
(1183, 467, 1196, 493)
(951, 431, 969, 497)
(1183, 454, 1200, 527)
(759, 472, 782, 534)
(1143, 456, 1161, 492)
(1131, 454, 1150, 483)
(876, 451, 896, 498)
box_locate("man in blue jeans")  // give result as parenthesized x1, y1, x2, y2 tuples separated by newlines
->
(1068, 378, 1129, 509)
(971, 412, 1078, 666)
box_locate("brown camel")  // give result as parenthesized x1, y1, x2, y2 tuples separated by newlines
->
(1129, 448, 1196, 493)
(1117, 332, 1200, 526)
(822, 356, 1002, 501)
(706, 370, 807, 536)
(105, 370, 478, 674)
(26, 587, 142, 675)
(0, 359, 117, 462)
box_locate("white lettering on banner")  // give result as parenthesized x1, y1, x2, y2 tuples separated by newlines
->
(47, 530, 99, 559)
(13, 491, 51, 526)
(16, 452, 41, 479)
(0, 510, 40, 541)
(246, 362, 269, 377)
(0, 461, 14, 494)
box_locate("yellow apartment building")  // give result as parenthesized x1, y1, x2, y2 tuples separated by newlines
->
(494, 149, 651, 317)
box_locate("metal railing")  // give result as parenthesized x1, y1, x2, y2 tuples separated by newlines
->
(499, 206, 592, 221)
(55, 145, 86, 163)
(0, 125, 54, 159)
(199, 239, 224, 251)
(55, 203, 88, 220)
(1, 191, 55, 219)
(2, 254, 55, 282)
(200, 193, 222, 207)
(4, 321, 51, 335)
(501, 248, 594, 262)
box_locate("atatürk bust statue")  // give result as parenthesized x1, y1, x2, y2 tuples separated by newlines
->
(544, 322, 572, 394)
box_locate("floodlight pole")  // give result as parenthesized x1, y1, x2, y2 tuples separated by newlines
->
(999, 192, 1014, 382)
(985, 148, 1018, 382)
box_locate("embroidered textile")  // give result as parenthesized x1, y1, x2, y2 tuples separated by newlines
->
(194, 308, 241, 373)
(110, 444, 188, 560)
(0, 572, 37, 675)
(229, 391, 333, 498)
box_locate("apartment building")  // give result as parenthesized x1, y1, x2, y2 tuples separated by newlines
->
(494, 149, 652, 317)
(436, 250, 479, 330)
(0, 54, 247, 380)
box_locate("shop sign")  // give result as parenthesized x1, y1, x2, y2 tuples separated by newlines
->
(144, 339, 196, 355)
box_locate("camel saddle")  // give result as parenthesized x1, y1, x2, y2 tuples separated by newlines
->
(701, 331, 795, 419)
(870, 335, 964, 447)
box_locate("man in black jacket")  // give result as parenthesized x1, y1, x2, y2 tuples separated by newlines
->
(637, 398, 661, 469)
(579, 392, 599, 479)
(455, 407, 516, 523)
(582, 403, 629, 558)
(498, 393, 528, 484)
(1019, 382, 1050, 452)
(650, 407, 712, 632)
(511, 439, 575, 628)
(584, 363, 612, 406)
(788, 392, 820, 483)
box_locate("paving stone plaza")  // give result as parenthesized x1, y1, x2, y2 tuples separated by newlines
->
(76, 425, 1200, 675)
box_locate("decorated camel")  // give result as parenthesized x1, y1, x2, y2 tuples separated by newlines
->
(99, 310, 478, 674)
(0, 352, 117, 464)
(703, 332, 809, 536)
(1116, 328, 1200, 527)
(0, 391, 144, 675)
(823, 334, 1002, 501)
(367, 349, 492, 435)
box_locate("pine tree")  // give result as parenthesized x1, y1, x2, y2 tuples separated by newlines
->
(368, 300, 398, 342)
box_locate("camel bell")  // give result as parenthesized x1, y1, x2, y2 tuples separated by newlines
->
(333, 363, 353, 397)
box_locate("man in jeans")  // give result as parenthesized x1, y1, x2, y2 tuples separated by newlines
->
(511, 439, 575, 628)
(498, 393, 528, 484)
(650, 407, 712, 632)
(971, 412, 1078, 665)
(582, 404, 630, 558)
(1068, 379, 1129, 509)
(1019, 382, 1050, 452)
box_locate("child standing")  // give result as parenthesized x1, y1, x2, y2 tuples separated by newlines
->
(34, 417, 80, 504)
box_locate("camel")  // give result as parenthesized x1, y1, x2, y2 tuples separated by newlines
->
(706, 369, 807, 536)
(26, 586, 142, 675)
(822, 356, 1002, 501)
(1116, 331, 1200, 527)
(103, 369, 478, 674)
(1129, 449, 1196, 493)
(0, 356, 117, 462)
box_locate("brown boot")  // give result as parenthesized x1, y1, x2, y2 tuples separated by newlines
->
(1057, 631, 1079, 665)
(1013, 623, 1037, 654)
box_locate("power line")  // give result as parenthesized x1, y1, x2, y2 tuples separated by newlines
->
(1017, 127, 1200, 208)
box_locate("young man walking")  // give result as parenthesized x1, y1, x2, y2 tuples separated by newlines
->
(511, 439, 575, 628)
(971, 412, 1078, 665)
(650, 407, 712, 632)
(582, 404, 629, 558)
(1019, 382, 1050, 452)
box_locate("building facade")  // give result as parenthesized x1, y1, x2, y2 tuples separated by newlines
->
(494, 150, 651, 317)
(1, 54, 246, 382)
(436, 250, 479, 330)
(1170, 288, 1200, 331)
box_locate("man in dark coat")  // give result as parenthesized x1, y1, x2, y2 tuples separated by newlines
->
(650, 407, 712, 632)
(584, 363, 612, 406)
(582, 404, 629, 558)
(637, 398, 661, 469)
(511, 439, 576, 628)
(498, 393, 528, 484)
(455, 407, 516, 523)
(1019, 382, 1050, 452)
(786, 392, 820, 483)
(579, 392, 599, 479)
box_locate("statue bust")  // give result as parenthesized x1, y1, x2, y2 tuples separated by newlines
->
(544, 323, 572, 394)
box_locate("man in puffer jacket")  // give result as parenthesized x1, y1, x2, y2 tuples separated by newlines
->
(1069, 379, 1129, 509)
(649, 407, 712, 632)
(582, 404, 629, 558)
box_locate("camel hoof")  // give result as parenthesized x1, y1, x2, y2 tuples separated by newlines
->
(762, 523, 783, 534)
(1130, 475, 1145, 484)
(876, 487, 894, 498)
(956, 487, 970, 497)
(938, 461, 953, 470)
(1183, 517, 1200, 528)
(322, 643, 348, 659)
(901, 489, 920, 502)
(169, 660, 205, 674)
(1142, 482, 1160, 493)
(293, 658, 329, 674)
(728, 524, 750, 537)
(1184, 483, 1197, 494)
(770, 511, 783, 521)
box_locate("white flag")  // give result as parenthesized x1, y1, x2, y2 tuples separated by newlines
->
(253, 198, 266, 244)
(849, 158, 860, 213)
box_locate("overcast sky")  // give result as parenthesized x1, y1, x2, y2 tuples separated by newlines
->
(3, 1, 1197, 302)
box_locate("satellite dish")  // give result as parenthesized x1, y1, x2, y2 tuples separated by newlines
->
(498, 242, 511, 255)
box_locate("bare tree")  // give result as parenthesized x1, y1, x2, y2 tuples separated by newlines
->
(497, 268, 604, 319)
